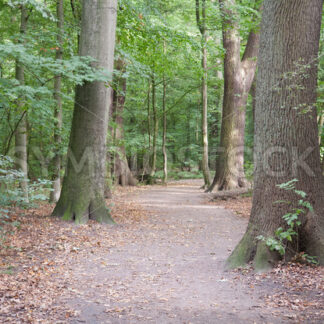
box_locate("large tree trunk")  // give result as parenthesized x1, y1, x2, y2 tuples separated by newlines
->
(227, 0, 324, 270)
(15, 5, 29, 202)
(207, 0, 259, 192)
(50, 0, 64, 203)
(196, 0, 211, 188)
(52, 0, 117, 224)
(112, 60, 137, 187)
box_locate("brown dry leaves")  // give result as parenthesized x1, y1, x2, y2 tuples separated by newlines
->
(1, 184, 323, 323)
(0, 186, 148, 323)
(207, 196, 252, 218)
(108, 185, 149, 224)
(234, 263, 324, 322)
(209, 191, 324, 322)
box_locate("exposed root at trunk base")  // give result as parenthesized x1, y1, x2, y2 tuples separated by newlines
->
(206, 175, 250, 193)
(226, 220, 324, 271)
(226, 228, 280, 272)
(211, 188, 252, 201)
(52, 194, 114, 225)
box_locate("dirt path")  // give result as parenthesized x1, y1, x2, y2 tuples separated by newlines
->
(59, 180, 287, 324)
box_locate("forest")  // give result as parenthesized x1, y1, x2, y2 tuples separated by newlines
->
(0, 0, 324, 323)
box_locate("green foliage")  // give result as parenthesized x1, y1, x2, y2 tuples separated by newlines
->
(0, 154, 52, 246)
(257, 179, 318, 265)
(154, 169, 203, 181)
(0, 155, 52, 205)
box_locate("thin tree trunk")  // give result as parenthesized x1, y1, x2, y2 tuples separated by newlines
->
(50, 0, 64, 203)
(196, 97, 200, 144)
(70, 0, 81, 49)
(201, 37, 211, 187)
(320, 114, 324, 173)
(318, 113, 323, 145)
(186, 107, 191, 169)
(150, 71, 158, 176)
(162, 74, 168, 184)
(147, 80, 151, 152)
(250, 81, 256, 128)
(15, 5, 28, 202)
(227, 0, 324, 270)
(52, 0, 117, 224)
(196, 0, 211, 187)
(207, 0, 260, 192)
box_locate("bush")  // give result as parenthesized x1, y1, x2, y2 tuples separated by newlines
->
(0, 155, 52, 246)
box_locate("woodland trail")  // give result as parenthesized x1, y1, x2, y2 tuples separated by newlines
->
(64, 180, 284, 323)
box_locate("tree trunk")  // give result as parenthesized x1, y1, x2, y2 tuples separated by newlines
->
(207, 0, 259, 192)
(150, 72, 158, 176)
(250, 81, 256, 128)
(50, 0, 64, 203)
(52, 0, 117, 224)
(196, 0, 211, 188)
(227, 0, 324, 270)
(318, 113, 323, 145)
(15, 5, 29, 202)
(112, 60, 137, 186)
(147, 79, 151, 151)
(162, 74, 168, 184)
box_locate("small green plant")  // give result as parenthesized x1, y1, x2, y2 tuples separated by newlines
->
(0, 155, 52, 248)
(257, 179, 317, 264)
(0, 155, 52, 207)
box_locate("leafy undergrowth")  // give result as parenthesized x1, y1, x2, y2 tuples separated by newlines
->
(0, 186, 149, 323)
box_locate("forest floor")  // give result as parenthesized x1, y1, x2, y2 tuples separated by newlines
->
(0, 180, 323, 323)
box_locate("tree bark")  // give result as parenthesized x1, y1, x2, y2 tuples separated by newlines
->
(227, 0, 324, 270)
(15, 5, 29, 202)
(50, 0, 64, 203)
(196, 0, 211, 188)
(318, 113, 323, 145)
(207, 0, 260, 192)
(150, 71, 158, 176)
(52, 0, 117, 224)
(111, 60, 137, 186)
(162, 74, 168, 184)
(147, 79, 151, 151)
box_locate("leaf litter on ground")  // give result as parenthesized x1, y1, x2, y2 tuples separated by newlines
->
(0, 184, 323, 323)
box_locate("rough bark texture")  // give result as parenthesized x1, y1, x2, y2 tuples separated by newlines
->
(15, 5, 29, 202)
(227, 0, 324, 270)
(196, 0, 211, 188)
(50, 0, 64, 203)
(52, 0, 117, 224)
(208, 0, 259, 192)
(111, 60, 137, 187)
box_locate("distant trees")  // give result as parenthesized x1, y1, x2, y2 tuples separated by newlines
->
(227, 0, 324, 270)
(1, 0, 323, 232)
(110, 59, 137, 187)
(52, 0, 117, 223)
